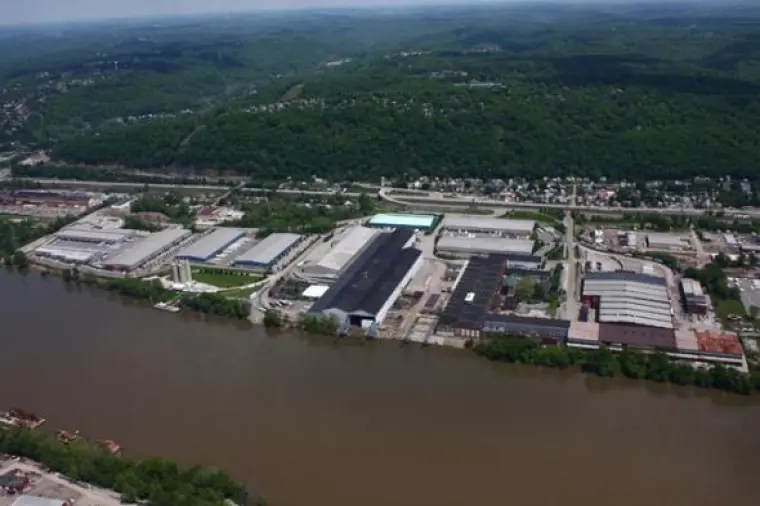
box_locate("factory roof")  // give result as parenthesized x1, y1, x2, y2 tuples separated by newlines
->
(442, 215, 535, 234)
(302, 284, 330, 299)
(598, 323, 676, 348)
(597, 308, 673, 329)
(584, 270, 666, 286)
(310, 229, 421, 316)
(681, 278, 704, 297)
(102, 227, 191, 269)
(311, 226, 378, 274)
(674, 329, 699, 351)
(584, 283, 668, 301)
(504, 253, 543, 266)
(695, 330, 743, 356)
(483, 314, 570, 331)
(11, 496, 66, 506)
(646, 233, 687, 247)
(570, 321, 676, 348)
(234, 233, 301, 267)
(367, 212, 436, 229)
(598, 295, 671, 310)
(34, 245, 100, 262)
(56, 227, 137, 243)
(599, 300, 673, 318)
(438, 254, 507, 327)
(175, 228, 245, 261)
(436, 235, 534, 255)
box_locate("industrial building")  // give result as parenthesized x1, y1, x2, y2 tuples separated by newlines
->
(646, 233, 689, 250)
(582, 271, 673, 329)
(441, 215, 535, 237)
(101, 227, 191, 272)
(436, 254, 567, 341)
(174, 228, 246, 263)
(680, 278, 708, 314)
(504, 253, 543, 270)
(301, 225, 379, 278)
(567, 322, 744, 366)
(55, 227, 138, 244)
(309, 229, 423, 333)
(366, 212, 437, 231)
(435, 235, 534, 257)
(11, 496, 68, 506)
(34, 241, 111, 264)
(233, 233, 302, 270)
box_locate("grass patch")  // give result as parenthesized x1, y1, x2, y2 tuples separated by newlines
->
(223, 286, 258, 299)
(503, 210, 559, 224)
(191, 268, 261, 288)
(716, 298, 746, 322)
(280, 83, 304, 101)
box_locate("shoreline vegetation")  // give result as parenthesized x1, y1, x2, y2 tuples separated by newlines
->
(474, 333, 760, 396)
(0, 426, 264, 506)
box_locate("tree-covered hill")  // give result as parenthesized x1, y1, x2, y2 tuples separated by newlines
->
(18, 3, 760, 182)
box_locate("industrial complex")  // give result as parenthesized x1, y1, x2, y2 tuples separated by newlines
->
(308, 228, 423, 335)
(174, 228, 246, 263)
(436, 235, 534, 256)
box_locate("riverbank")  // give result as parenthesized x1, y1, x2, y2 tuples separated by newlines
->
(476, 333, 760, 396)
(0, 425, 261, 506)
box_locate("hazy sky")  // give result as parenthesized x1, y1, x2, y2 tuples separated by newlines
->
(2, 0, 521, 26)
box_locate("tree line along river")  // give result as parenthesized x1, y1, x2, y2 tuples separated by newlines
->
(1, 269, 760, 506)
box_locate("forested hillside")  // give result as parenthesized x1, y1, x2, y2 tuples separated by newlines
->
(19, 3, 760, 181)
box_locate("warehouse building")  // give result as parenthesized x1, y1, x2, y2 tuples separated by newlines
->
(646, 233, 689, 251)
(233, 233, 302, 271)
(174, 228, 246, 263)
(436, 235, 534, 257)
(681, 278, 708, 314)
(301, 225, 379, 278)
(309, 229, 423, 333)
(582, 271, 673, 329)
(366, 213, 437, 231)
(441, 215, 535, 237)
(568, 322, 744, 366)
(504, 253, 543, 270)
(436, 254, 567, 341)
(101, 227, 191, 272)
(34, 241, 109, 264)
(55, 227, 138, 244)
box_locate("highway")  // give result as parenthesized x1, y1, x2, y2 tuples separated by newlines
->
(20, 177, 760, 218)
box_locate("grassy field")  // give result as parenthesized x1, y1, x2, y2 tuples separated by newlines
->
(504, 210, 559, 224)
(191, 268, 261, 288)
(716, 298, 746, 322)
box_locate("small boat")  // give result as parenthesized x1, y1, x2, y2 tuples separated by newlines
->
(97, 439, 122, 455)
(154, 301, 180, 313)
(57, 430, 80, 443)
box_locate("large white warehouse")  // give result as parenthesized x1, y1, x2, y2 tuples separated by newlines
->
(441, 215, 535, 237)
(436, 235, 534, 256)
(302, 225, 379, 278)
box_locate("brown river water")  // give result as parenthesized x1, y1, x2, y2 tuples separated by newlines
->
(1, 270, 760, 506)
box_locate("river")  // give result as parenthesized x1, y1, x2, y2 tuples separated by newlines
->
(1, 270, 759, 506)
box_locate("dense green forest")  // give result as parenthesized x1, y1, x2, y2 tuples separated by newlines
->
(7, 3, 760, 182)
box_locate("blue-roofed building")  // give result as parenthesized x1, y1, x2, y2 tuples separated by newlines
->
(174, 228, 245, 263)
(367, 213, 437, 232)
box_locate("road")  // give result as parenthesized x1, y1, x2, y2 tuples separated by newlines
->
(561, 185, 579, 321)
(23, 177, 760, 218)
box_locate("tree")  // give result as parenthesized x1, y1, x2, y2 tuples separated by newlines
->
(11, 251, 29, 269)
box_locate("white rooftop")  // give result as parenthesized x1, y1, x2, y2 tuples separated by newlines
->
(234, 233, 301, 267)
(308, 226, 378, 275)
(102, 227, 191, 269)
(442, 215, 535, 234)
(302, 284, 330, 299)
(436, 235, 534, 255)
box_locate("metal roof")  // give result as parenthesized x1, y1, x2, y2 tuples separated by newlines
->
(436, 235, 534, 255)
(597, 323, 676, 348)
(234, 233, 301, 267)
(56, 227, 136, 243)
(584, 270, 666, 286)
(598, 295, 671, 311)
(438, 254, 507, 327)
(102, 228, 191, 269)
(599, 301, 673, 319)
(175, 228, 245, 261)
(442, 215, 535, 234)
(308, 226, 378, 274)
(598, 310, 673, 329)
(681, 278, 704, 297)
(368, 213, 436, 229)
(583, 282, 668, 300)
(646, 233, 687, 247)
(310, 229, 421, 316)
